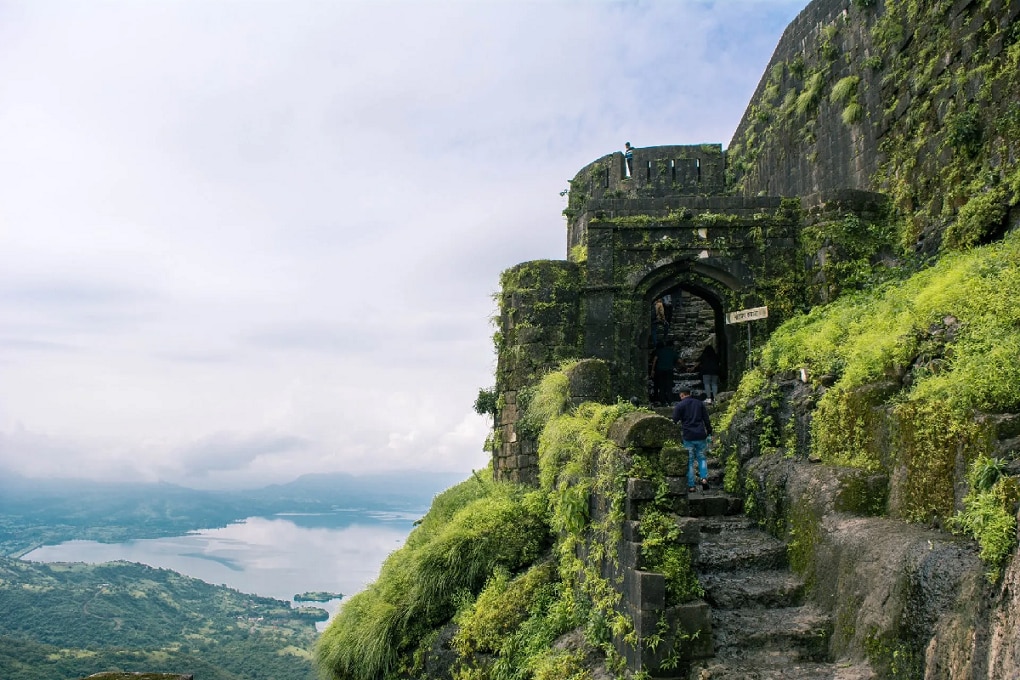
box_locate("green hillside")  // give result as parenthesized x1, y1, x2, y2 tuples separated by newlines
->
(0, 556, 321, 680)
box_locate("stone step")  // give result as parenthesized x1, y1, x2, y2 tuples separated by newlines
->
(687, 489, 742, 517)
(691, 655, 876, 679)
(699, 515, 756, 533)
(700, 569, 806, 609)
(696, 528, 788, 572)
(710, 605, 832, 661)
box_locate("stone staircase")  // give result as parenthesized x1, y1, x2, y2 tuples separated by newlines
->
(684, 460, 875, 680)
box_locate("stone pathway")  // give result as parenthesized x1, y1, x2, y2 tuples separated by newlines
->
(684, 461, 875, 680)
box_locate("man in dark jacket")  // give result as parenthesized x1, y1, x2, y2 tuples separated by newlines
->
(671, 388, 713, 492)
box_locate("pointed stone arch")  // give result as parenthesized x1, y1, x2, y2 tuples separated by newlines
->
(625, 260, 747, 403)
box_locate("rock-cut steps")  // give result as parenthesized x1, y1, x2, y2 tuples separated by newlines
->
(685, 462, 874, 680)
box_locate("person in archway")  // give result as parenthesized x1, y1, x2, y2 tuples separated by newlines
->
(654, 297, 668, 326)
(697, 343, 720, 404)
(650, 298, 669, 348)
(624, 142, 634, 178)
(672, 388, 713, 492)
(650, 338, 678, 406)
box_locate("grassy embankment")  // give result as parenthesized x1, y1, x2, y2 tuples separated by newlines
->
(720, 230, 1020, 578)
(317, 368, 702, 680)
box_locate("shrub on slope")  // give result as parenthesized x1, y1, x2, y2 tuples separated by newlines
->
(315, 476, 549, 680)
(723, 230, 1020, 573)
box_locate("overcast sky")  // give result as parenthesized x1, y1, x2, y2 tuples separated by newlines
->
(0, 0, 804, 489)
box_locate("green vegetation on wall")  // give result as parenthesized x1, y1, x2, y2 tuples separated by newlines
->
(495, 260, 582, 388)
(870, 0, 1020, 252)
(801, 211, 902, 300)
(948, 455, 1020, 581)
(318, 363, 702, 680)
(720, 230, 1020, 572)
(728, 0, 1020, 255)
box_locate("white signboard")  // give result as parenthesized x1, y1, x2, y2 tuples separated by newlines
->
(726, 306, 769, 324)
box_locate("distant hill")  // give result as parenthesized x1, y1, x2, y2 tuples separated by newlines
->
(243, 470, 468, 509)
(0, 469, 466, 557)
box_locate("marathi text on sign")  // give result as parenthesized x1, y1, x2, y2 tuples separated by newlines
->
(725, 306, 769, 324)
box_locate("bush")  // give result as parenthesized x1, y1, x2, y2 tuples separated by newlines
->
(315, 477, 550, 680)
(942, 184, 1009, 251)
(639, 509, 703, 605)
(830, 76, 860, 104)
(451, 561, 578, 680)
(948, 455, 1020, 580)
(474, 388, 499, 417)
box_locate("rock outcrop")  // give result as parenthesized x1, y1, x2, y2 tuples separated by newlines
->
(722, 406, 1020, 680)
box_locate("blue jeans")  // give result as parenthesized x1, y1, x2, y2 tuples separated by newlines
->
(684, 438, 709, 488)
(702, 374, 719, 400)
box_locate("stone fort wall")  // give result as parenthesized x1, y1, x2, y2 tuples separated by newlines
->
(728, 0, 1020, 250)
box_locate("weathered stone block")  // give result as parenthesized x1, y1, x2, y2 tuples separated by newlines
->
(625, 495, 648, 521)
(608, 412, 678, 450)
(674, 516, 701, 545)
(566, 358, 611, 403)
(629, 570, 666, 612)
(976, 412, 1020, 440)
(620, 539, 641, 568)
(628, 477, 658, 500)
(663, 600, 714, 660)
(659, 445, 688, 477)
(667, 477, 691, 497)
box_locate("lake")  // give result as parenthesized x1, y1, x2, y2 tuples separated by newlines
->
(23, 509, 418, 629)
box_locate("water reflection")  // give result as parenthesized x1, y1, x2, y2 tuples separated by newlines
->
(24, 513, 414, 629)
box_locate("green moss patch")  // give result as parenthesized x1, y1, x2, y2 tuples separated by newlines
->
(733, 231, 1020, 527)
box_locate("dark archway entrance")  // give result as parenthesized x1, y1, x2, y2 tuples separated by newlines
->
(642, 282, 727, 405)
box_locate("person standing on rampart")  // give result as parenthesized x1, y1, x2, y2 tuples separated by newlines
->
(624, 142, 634, 178)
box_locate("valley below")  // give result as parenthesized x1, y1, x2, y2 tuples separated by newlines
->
(0, 470, 464, 680)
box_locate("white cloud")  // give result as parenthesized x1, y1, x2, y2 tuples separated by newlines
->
(0, 0, 804, 487)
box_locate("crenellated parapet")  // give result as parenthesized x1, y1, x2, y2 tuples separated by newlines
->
(565, 144, 726, 254)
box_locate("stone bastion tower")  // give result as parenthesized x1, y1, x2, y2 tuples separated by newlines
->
(490, 143, 886, 485)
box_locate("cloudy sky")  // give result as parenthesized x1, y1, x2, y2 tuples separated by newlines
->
(0, 0, 804, 489)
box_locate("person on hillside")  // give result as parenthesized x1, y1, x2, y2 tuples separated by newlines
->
(650, 338, 678, 406)
(672, 388, 713, 492)
(697, 344, 720, 404)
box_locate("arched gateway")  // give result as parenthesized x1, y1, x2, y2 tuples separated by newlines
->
(491, 144, 883, 485)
